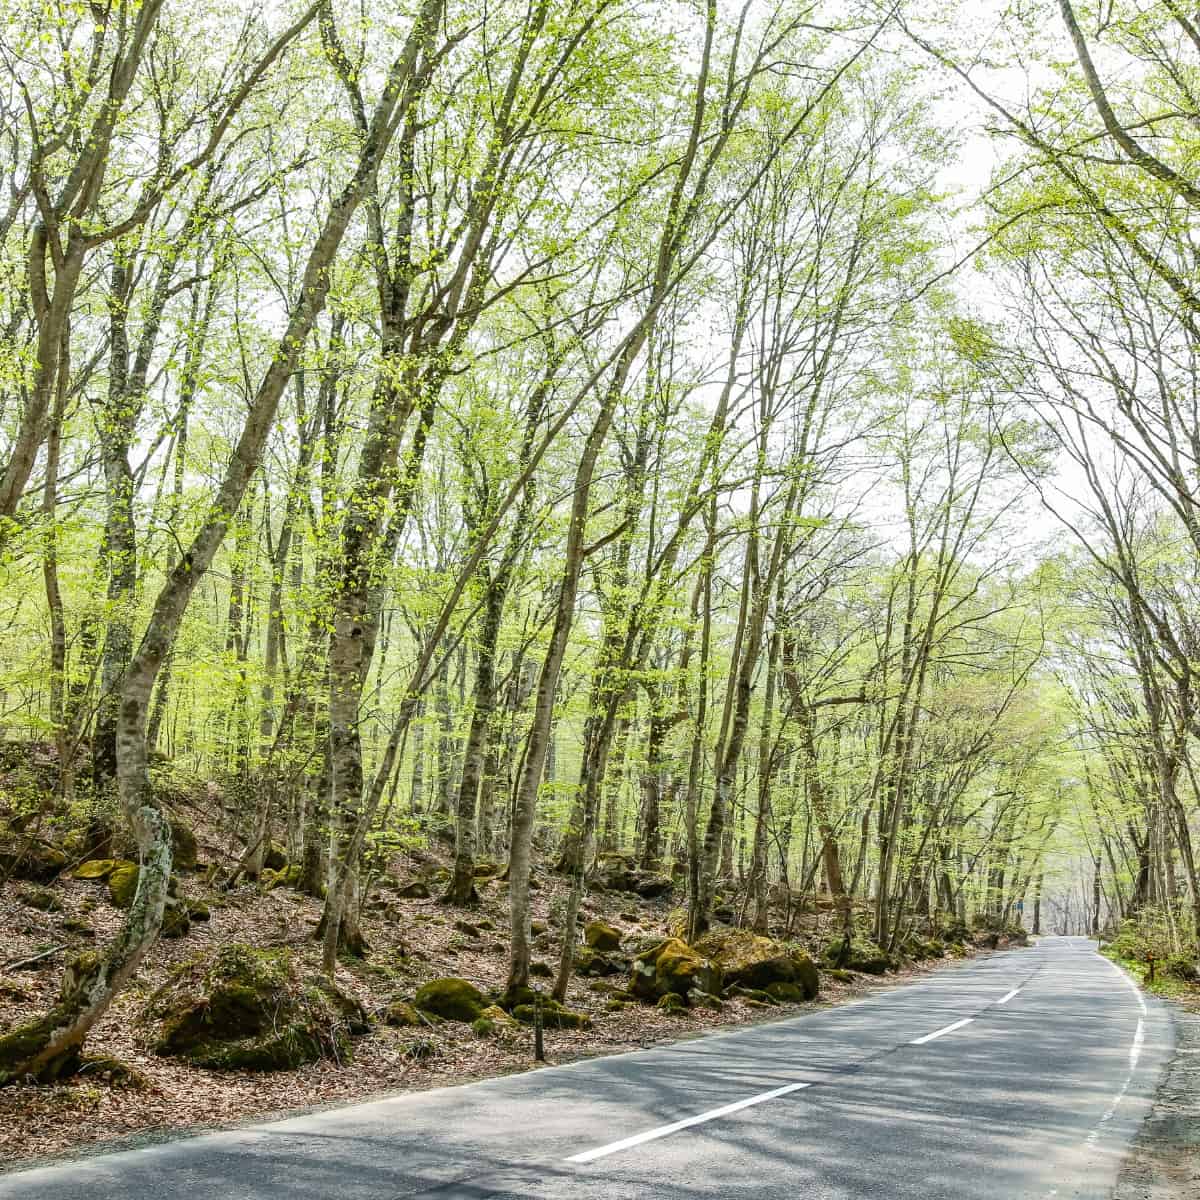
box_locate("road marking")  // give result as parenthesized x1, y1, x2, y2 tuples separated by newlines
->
(565, 1081, 812, 1163)
(997, 987, 1021, 1004)
(910, 1017, 974, 1045)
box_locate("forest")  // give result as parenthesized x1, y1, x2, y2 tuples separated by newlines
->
(0, 0, 1198, 1154)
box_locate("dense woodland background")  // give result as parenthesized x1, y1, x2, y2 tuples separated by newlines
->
(0, 0, 1198, 1105)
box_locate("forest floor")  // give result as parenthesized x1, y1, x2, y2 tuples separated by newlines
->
(1112, 961, 1200, 1200)
(0, 843, 967, 1171)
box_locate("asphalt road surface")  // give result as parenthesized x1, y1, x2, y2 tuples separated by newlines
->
(1, 936, 1172, 1199)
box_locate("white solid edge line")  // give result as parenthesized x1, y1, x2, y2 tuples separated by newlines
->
(910, 1017, 974, 1045)
(565, 1081, 812, 1164)
(997, 987, 1021, 1004)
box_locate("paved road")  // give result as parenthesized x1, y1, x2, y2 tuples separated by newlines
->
(0, 937, 1172, 1199)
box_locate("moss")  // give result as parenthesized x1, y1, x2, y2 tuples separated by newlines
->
(384, 1000, 424, 1028)
(530, 920, 548, 936)
(765, 981, 804, 1003)
(17, 885, 61, 912)
(72, 858, 121, 881)
(656, 992, 686, 1013)
(688, 989, 724, 1010)
(106, 862, 141, 908)
(584, 920, 622, 952)
(168, 816, 198, 871)
(511, 1001, 591, 1030)
(143, 943, 363, 1072)
(604, 999, 629, 1012)
(414, 977, 487, 1022)
(529, 960, 553, 978)
(826, 968, 855, 982)
(471, 1017, 496, 1037)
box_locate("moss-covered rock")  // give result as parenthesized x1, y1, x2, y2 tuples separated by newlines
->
(414, 977, 487, 1022)
(696, 929, 818, 999)
(530, 919, 548, 936)
(529, 960, 553, 978)
(262, 841, 288, 871)
(765, 981, 805, 1003)
(585, 920, 622, 952)
(397, 880, 431, 899)
(575, 946, 624, 977)
(17, 885, 61, 913)
(168, 815, 199, 871)
(512, 1000, 591, 1030)
(687, 989, 723, 1011)
(105, 861, 141, 907)
(656, 992, 686, 1013)
(0, 840, 67, 883)
(629, 937, 722, 1005)
(384, 1000, 425, 1028)
(72, 858, 122, 880)
(142, 944, 365, 1071)
(822, 937, 892, 975)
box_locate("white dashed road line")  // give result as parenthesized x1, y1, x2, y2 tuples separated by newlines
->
(566, 1081, 812, 1163)
(910, 1017, 974, 1045)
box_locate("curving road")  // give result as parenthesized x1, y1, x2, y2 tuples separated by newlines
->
(0, 936, 1172, 1199)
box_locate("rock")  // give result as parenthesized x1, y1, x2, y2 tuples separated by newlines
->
(512, 1000, 591, 1030)
(822, 938, 892, 975)
(414, 977, 487, 1022)
(143, 944, 366, 1070)
(17, 886, 61, 913)
(726, 985, 779, 1006)
(604, 998, 629, 1012)
(530, 920, 548, 935)
(161, 899, 192, 939)
(384, 1000, 425, 1028)
(592, 856, 672, 898)
(765, 981, 805, 1003)
(584, 920, 622, 951)
(397, 880, 431, 899)
(106, 862, 141, 907)
(629, 938, 722, 1005)
(188, 900, 211, 921)
(688, 989, 724, 1010)
(453, 920, 481, 938)
(574, 946, 623, 977)
(72, 858, 122, 881)
(656, 992, 686, 1013)
(263, 841, 288, 871)
(479, 1004, 519, 1028)
(476, 918, 495, 930)
(168, 816, 199, 871)
(400, 1037, 439, 1061)
(77, 1055, 149, 1089)
(529, 960, 553, 978)
(0, 840, 67, 883)
(696, 929, 818, 999)
(472, 861, 501, 878)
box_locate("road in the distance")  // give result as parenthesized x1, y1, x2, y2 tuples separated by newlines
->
(0, 936, 1172, 1199)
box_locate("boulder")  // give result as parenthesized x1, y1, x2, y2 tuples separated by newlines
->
(106, 862, 141, 907)
(16, 886, 61, 913)
(591, 856, 672, 898)
(511, 1000, 591, 1030)
(413, 977, 487, 1022)
(0, 840, 67, 883)
(384, 1000, 425, 1028)
(262, 841, 288, 871)
(168, 815, 199, 871)
(574, 946, 623, 977)
(72, 858, 122, 881)
(822, 937, 892, 975)
(397, 880, 431, 899)
(629, 938, 722, 1005)
(656, 992, 686, 1013)
(143, 944, 366, 1070)
(585, 920, 622, 951)
(696, 930, 818, 998)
